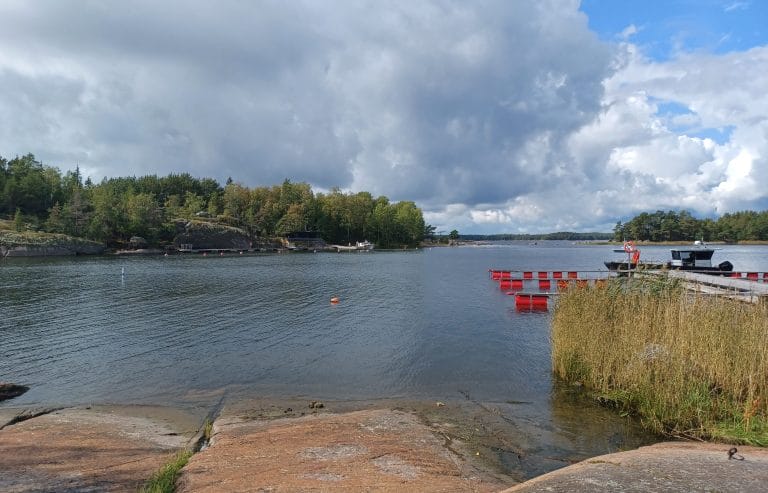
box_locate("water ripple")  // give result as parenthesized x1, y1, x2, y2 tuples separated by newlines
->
(4, 245, 767, 407)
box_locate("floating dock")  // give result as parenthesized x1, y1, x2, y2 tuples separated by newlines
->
(488, 269, 613, 311)
(489, 268, 768, 311)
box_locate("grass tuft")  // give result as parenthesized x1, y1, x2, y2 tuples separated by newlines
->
(203, 418, 213, 441)
(140, 450, 193, 493)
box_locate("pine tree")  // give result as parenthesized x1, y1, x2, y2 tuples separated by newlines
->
(13, 208, 24, 232)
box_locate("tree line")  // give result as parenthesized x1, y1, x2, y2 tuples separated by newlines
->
(614, 209, 768, 242)
(1, 153, 426, 247)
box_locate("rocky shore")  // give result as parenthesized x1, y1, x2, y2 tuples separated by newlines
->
(2, 398, 765, 492)
(0, 221, 285, 257)
(0, 231, 105, 257)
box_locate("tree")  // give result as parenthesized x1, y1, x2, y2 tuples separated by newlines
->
(370, 196, 393, 246)
(678, 210, 698, 240)
(207, 192, 222, 217)
(275, 203, 307, 235)
(183, 192, 206, 218)
(612, 221, 625, 241)
(448, 230, 459, 240)
(0, 156, 7, 206)
(65, 187, 90, 236)
(222, 182, 251, 225)
(392, 201, 424, 245)
(125, 192, 161, 239)
(3, 154, 55, 215)
(164, 194, 183, 218)
(85, 184, 119, 241)
(348, 192, 373, 241)
(423, 223, 437, 240)
(13, 208, 24, 231)
(46, 202, 65, 233)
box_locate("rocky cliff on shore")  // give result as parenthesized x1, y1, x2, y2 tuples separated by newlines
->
(0, 231, 105, 257)
(172, 220, 251, 251)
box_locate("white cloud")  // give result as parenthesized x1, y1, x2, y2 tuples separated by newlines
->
(578, 44, 768, 220)
(724, 2, 749, 13)
(620, 24, 639, 40)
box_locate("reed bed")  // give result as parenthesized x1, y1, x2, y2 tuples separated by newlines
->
(551, 276, 768, 444)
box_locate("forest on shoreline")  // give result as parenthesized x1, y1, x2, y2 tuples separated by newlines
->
(0, 153, 426, 248)
(612, 209, 768, 242)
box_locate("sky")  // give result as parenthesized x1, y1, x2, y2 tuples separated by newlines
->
(0, 1, 766, 234)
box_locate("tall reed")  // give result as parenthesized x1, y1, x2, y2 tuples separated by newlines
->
(551, 276, 768, 444)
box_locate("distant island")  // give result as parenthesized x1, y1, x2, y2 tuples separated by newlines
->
(0, 153, 427, 254)
(612, 210, 768, 243)
(460, 232, 613, 241)
(464, 209, 768, 243)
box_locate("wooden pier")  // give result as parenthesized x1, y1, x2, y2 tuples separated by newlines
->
(657, 270, 768, 304)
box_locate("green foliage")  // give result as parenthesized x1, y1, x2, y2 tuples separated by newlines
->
(13, 208, 24, 232)
(140, 450, 193, 493)
(614, 209, 768, 242)
(203, 419, 213, 441)
(45, 203, 65, 233)
(2, 154, 58, 215)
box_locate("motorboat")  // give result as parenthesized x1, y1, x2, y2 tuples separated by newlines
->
(604, 241, 733, 274)
(332, 240, 374, 252)
(355, 240, 374, 251)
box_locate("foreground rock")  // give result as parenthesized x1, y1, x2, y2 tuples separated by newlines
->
(503, 442, 768, 493)
(0, 406, 197, 492)
(179, 408, 507, 492)
(3, 401, 766, 492)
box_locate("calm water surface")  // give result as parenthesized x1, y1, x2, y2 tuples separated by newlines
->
(2, 242, 767, 476)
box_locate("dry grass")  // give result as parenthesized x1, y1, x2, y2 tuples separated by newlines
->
(552, 276, 768, 444)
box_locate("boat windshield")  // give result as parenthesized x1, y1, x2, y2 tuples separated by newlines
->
(671, 249, 714, 267)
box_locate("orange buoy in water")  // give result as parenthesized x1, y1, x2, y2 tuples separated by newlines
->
(330, 296, 340, 304)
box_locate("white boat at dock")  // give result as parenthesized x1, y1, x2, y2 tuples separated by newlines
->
(332, 241, 374, 252)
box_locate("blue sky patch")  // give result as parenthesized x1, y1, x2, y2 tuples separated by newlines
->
(655, 100, 694, 116)
(688, 126, 735, 144)
(580, 0, 768, 60)
(651, 99, 734, 143)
